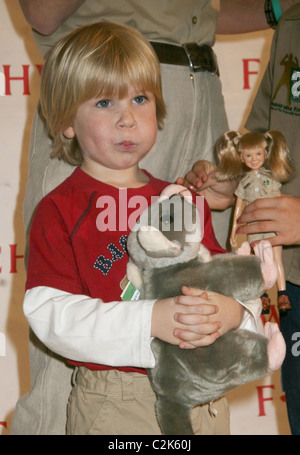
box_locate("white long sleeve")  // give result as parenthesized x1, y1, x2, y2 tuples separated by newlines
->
(237, 298, 264, 334)
(24, 286, 156, 368)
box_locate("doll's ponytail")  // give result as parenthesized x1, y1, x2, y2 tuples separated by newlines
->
(215, 131, 243, 181)
(264, 130, 294, 182)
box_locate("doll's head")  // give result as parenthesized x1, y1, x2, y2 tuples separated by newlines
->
(215, 130, 294, 183)
(39, 22, 166, 165)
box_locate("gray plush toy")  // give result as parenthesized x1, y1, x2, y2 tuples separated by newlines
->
(126, 184, 285, 435)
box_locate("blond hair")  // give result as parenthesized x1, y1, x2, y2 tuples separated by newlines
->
(39, 22, 167, 165)
(215, 130, 294, 183)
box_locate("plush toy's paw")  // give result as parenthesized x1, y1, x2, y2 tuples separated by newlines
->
(126, 261, 143, 290)
(264, 322, 286, 371)
(197, 244, 212, 263)
(236, 241, 251, 256)
(254, 240, 277, 289)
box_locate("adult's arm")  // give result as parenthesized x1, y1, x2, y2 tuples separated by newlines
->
(19, 0, 300, 36)
(18, 0, 86, 35)
(217, 0, 298, 34)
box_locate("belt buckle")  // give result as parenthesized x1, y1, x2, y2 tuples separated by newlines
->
(182, 42, 218, 74)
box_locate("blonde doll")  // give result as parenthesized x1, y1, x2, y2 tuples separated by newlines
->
(215, 130, 294, 314)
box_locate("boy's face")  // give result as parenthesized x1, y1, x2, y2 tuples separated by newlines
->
(63, 86, 157, 173)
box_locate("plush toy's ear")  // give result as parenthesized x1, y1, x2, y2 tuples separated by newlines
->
(159, 184, 193, 202)
(126, 260, 143, 290)
(253, 241, 277, 289)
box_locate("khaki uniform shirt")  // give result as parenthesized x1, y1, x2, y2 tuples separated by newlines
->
(33, 0, 220, 58)
(246, 4, 300, 285)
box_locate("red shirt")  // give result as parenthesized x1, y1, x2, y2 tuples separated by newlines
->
(26, 167, 225, 372)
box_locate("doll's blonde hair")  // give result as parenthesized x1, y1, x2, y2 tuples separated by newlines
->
(39, 22, 167, 165)
(215, 130, 294, 183)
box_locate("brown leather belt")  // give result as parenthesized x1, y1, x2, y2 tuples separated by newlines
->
(150, 41, 219, 75)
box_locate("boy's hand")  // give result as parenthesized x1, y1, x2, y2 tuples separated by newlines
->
(151, 285, 245, 349)
(151, 286, 222, 349)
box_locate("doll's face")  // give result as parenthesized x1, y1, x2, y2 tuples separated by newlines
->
(240, 147, 266, 171)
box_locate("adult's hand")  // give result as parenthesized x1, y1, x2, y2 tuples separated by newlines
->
(237, 195, 300, 246)
(176, 160, 236, 210)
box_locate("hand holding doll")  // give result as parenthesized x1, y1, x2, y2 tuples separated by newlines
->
(214, 130, 294, 314)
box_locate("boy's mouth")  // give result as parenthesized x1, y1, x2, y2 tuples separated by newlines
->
(118, 140, 136, 151)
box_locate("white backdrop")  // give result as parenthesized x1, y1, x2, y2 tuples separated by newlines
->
(0, 0, 291, 435)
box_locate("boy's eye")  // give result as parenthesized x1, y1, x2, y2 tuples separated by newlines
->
(133, 95, 147, 104)
(96, 99, 111, 108)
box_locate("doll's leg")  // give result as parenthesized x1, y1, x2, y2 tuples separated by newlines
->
(273, 245, 291, 313)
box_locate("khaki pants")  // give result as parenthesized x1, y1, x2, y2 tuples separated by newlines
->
(66, 367, 230, 435)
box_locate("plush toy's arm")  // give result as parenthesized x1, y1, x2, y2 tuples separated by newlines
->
(197, 243, 212, 263)
(126, 260, 143, 290)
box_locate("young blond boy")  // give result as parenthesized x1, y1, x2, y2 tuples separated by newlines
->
(24, 22, 260, 434)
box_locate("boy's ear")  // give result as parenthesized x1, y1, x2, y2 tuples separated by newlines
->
(63, 125, 75, 139)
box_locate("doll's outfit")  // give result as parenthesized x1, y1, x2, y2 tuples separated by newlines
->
(245, 4, 300, 434)
(235, 168, 290, 313)
(234, 168, 281, 244)
(21, 167, 261, 435)
(12, 0, 235, 436)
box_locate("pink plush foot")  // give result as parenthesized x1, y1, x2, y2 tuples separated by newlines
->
(254, 240, 277, 289)
(236, 241, 251, 256)
(264, 322, 286, 371)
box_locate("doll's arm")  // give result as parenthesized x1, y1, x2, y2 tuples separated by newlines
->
(230, 196, 244, 247)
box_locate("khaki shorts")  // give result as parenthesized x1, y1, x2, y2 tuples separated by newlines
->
(66, 367, 230, 435)
(248, 231, 275, 244)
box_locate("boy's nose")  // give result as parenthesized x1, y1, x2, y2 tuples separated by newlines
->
(118, 108, 136, 128)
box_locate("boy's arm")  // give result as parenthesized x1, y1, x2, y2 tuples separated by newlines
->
(24, 286, 158, 368)
(24, 285, 251, 362)
(23, 285, 222, 368)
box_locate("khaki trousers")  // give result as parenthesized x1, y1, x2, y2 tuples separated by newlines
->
(66, 367, 230, 435)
